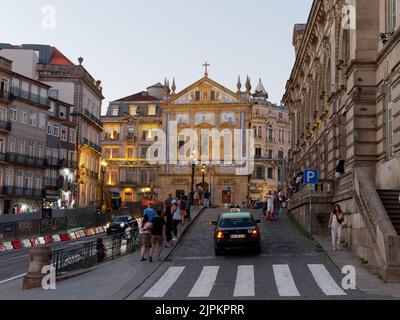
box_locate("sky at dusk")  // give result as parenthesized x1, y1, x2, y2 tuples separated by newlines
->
(1, 0, 313, 112)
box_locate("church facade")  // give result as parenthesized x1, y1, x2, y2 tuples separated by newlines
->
(158, 73, 253, 206)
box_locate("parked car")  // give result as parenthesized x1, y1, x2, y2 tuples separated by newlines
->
(211, 211, 261, 256)
(106, 215, 138, 235)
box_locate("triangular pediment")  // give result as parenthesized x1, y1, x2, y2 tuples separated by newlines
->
(165, 76, 242, 105)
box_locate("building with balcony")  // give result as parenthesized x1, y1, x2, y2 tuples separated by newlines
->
(101, 83, 164, 207)
(250, 79, 291, 201)
(283, 0, 400, 282)
(44, 98, 77, 207)
(0, 44, 104, 207)
(0, 58, 50, 214)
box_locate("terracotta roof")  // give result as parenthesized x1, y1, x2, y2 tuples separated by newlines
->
(50, 48, 74, 66)
(113, 91, 160, 102)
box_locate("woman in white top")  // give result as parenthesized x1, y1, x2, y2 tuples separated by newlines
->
(139, 215, 152, 262)
(328, 204, 344, 251)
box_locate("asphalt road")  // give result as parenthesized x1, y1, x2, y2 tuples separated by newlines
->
(0, 233, 110, 284)
(127, 208, 392, 300)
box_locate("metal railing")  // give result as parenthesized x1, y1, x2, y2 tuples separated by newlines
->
(52, 227, 139, 276)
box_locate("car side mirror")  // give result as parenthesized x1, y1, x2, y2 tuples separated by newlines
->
(255, 220, 261, 224)
(210, 221, 218, 225)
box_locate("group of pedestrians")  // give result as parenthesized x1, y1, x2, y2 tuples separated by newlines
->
(138, 194, 189, 262)
(263, 190, 287, 221)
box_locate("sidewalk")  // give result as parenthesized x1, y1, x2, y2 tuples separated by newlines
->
(0, 206, 205, 300)
(314, 235, 400, 298)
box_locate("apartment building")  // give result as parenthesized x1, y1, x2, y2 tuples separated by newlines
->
(0, 57, 50, 214)
(0, 44, 104, 207)
(101, 83, 163, 207)
(250, 79, 291, 200)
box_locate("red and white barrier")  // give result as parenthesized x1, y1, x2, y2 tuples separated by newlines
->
(22, 239, 32, 248)
(30, 238, 38, 247)
(3, 242, 13, 251)
(0, 226, 106, 252)
(11, 240, 23, 250)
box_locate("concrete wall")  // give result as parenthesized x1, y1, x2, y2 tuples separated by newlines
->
(376, 158, 400, 189)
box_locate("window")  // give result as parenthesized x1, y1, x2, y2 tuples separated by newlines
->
(257, 126, 263, 138)
(69, 128, 76, 143)
(211, 90, 216, 101)
(39, 113, 46, 129)
(28, 143, 34, 158)
(268, 150, 273, 159)
(279, 113, 283, 121)
(141, 147, 148, 159)
(129, 105, 137, 116)
(255, 148, 262, 159)
(47, 124, 53, 135)
(127, 148, 134, 159)
(148, 105, 157, 116)
(53, 124, 59, 137)
(389, 0, 397, 31)
(8, 139, 15, 153)
(255, 166, 265, 180)
(278, 150, 284, 159)
(112, 107, 119, 116)
(49, 101, 56, 113)
(195, 91, 200, 101)
(24, 172, 33, 189)
(104, 148, 111, 159)
(279, 130, 285, 142)
(21, 111, 28, 124)
(387, 84, 394, 159)
(48, 89, 59, 99)
(140, 170, 147, 184)
(18, 141, 25, 155)
(268, 125, 274, 142)
(59, 106, 66, 119)
(16, 171, 23, 188)
(10, 108, 17, 121)
(29, 111, 37, 127)
(61, 127, 68, 142)
(267, 168, 274, 180)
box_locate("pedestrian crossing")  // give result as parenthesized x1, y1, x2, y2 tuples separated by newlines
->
(143, 264, 348, 298)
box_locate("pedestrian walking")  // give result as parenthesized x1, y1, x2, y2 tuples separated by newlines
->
(273, 191, 280, 221)
(143, 203, 157, 222)
(204, 190, 211, 208)
(139, 215, 152, 262)
(149, 210, 165, 262)
(267, 191, 274, 221)
(96, 238, 105, 262)
(328, 204, 345, 251)
(171, 200, 181, 241)
(164, 197, 174, 248)
(178, 195, 188, 226)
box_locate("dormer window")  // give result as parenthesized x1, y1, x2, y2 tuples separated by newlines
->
(211, 90, 216, 101)
(112, 107, 118, 116)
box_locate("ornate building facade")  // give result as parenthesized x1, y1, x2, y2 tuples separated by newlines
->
(101, 83, 163, 207)
(159, 73, 253, 206)
(250, 79, 291, 200)
(283, 0, 400, 282)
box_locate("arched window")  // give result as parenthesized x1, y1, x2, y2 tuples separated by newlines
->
(267, 123, 274, 142)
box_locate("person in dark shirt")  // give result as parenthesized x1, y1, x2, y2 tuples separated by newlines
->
(149, 210, 165, 262)
(164, 202, 174, 248)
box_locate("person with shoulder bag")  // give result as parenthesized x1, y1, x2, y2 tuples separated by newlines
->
(178, 196, 188, 225)
(328, 204, 344, 251)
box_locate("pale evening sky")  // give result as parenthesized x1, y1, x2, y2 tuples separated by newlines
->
(0, 0, 313, 113)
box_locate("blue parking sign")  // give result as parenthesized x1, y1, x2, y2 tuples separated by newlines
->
(304, 170, 319, 184)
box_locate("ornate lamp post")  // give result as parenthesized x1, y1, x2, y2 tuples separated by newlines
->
(100, 160, 108, 212)
(189, 151, 196, 207)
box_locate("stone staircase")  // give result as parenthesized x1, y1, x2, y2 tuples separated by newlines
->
(377, 190, 400, 235)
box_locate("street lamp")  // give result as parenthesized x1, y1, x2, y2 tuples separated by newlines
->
(201, 164, 206, 189)
(189, 151, 196, 207)
(100, 160, 108, 213)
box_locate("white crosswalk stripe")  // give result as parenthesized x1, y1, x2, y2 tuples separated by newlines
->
(308, 264, 347, 296)
(233, 265, 255, 297)
(273, 265, 300, 297)
(143, 264, 348, 298)
(189, 266, 219, 298)
(144, 266, 186, 298)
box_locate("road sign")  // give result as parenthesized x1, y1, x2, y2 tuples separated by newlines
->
(304, 170, 319, 184)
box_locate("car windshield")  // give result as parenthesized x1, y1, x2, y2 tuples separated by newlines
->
(219, 217, 254, 228)
(114, 217, 129, 223)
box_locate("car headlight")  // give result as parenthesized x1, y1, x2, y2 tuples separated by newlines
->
(120, 223, 125, 228)
(106, 223, 110, 228)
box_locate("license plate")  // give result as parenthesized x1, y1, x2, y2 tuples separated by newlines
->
(230, 234, 246, 239)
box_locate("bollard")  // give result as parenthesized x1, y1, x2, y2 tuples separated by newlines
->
(22, 246, 52, 290)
